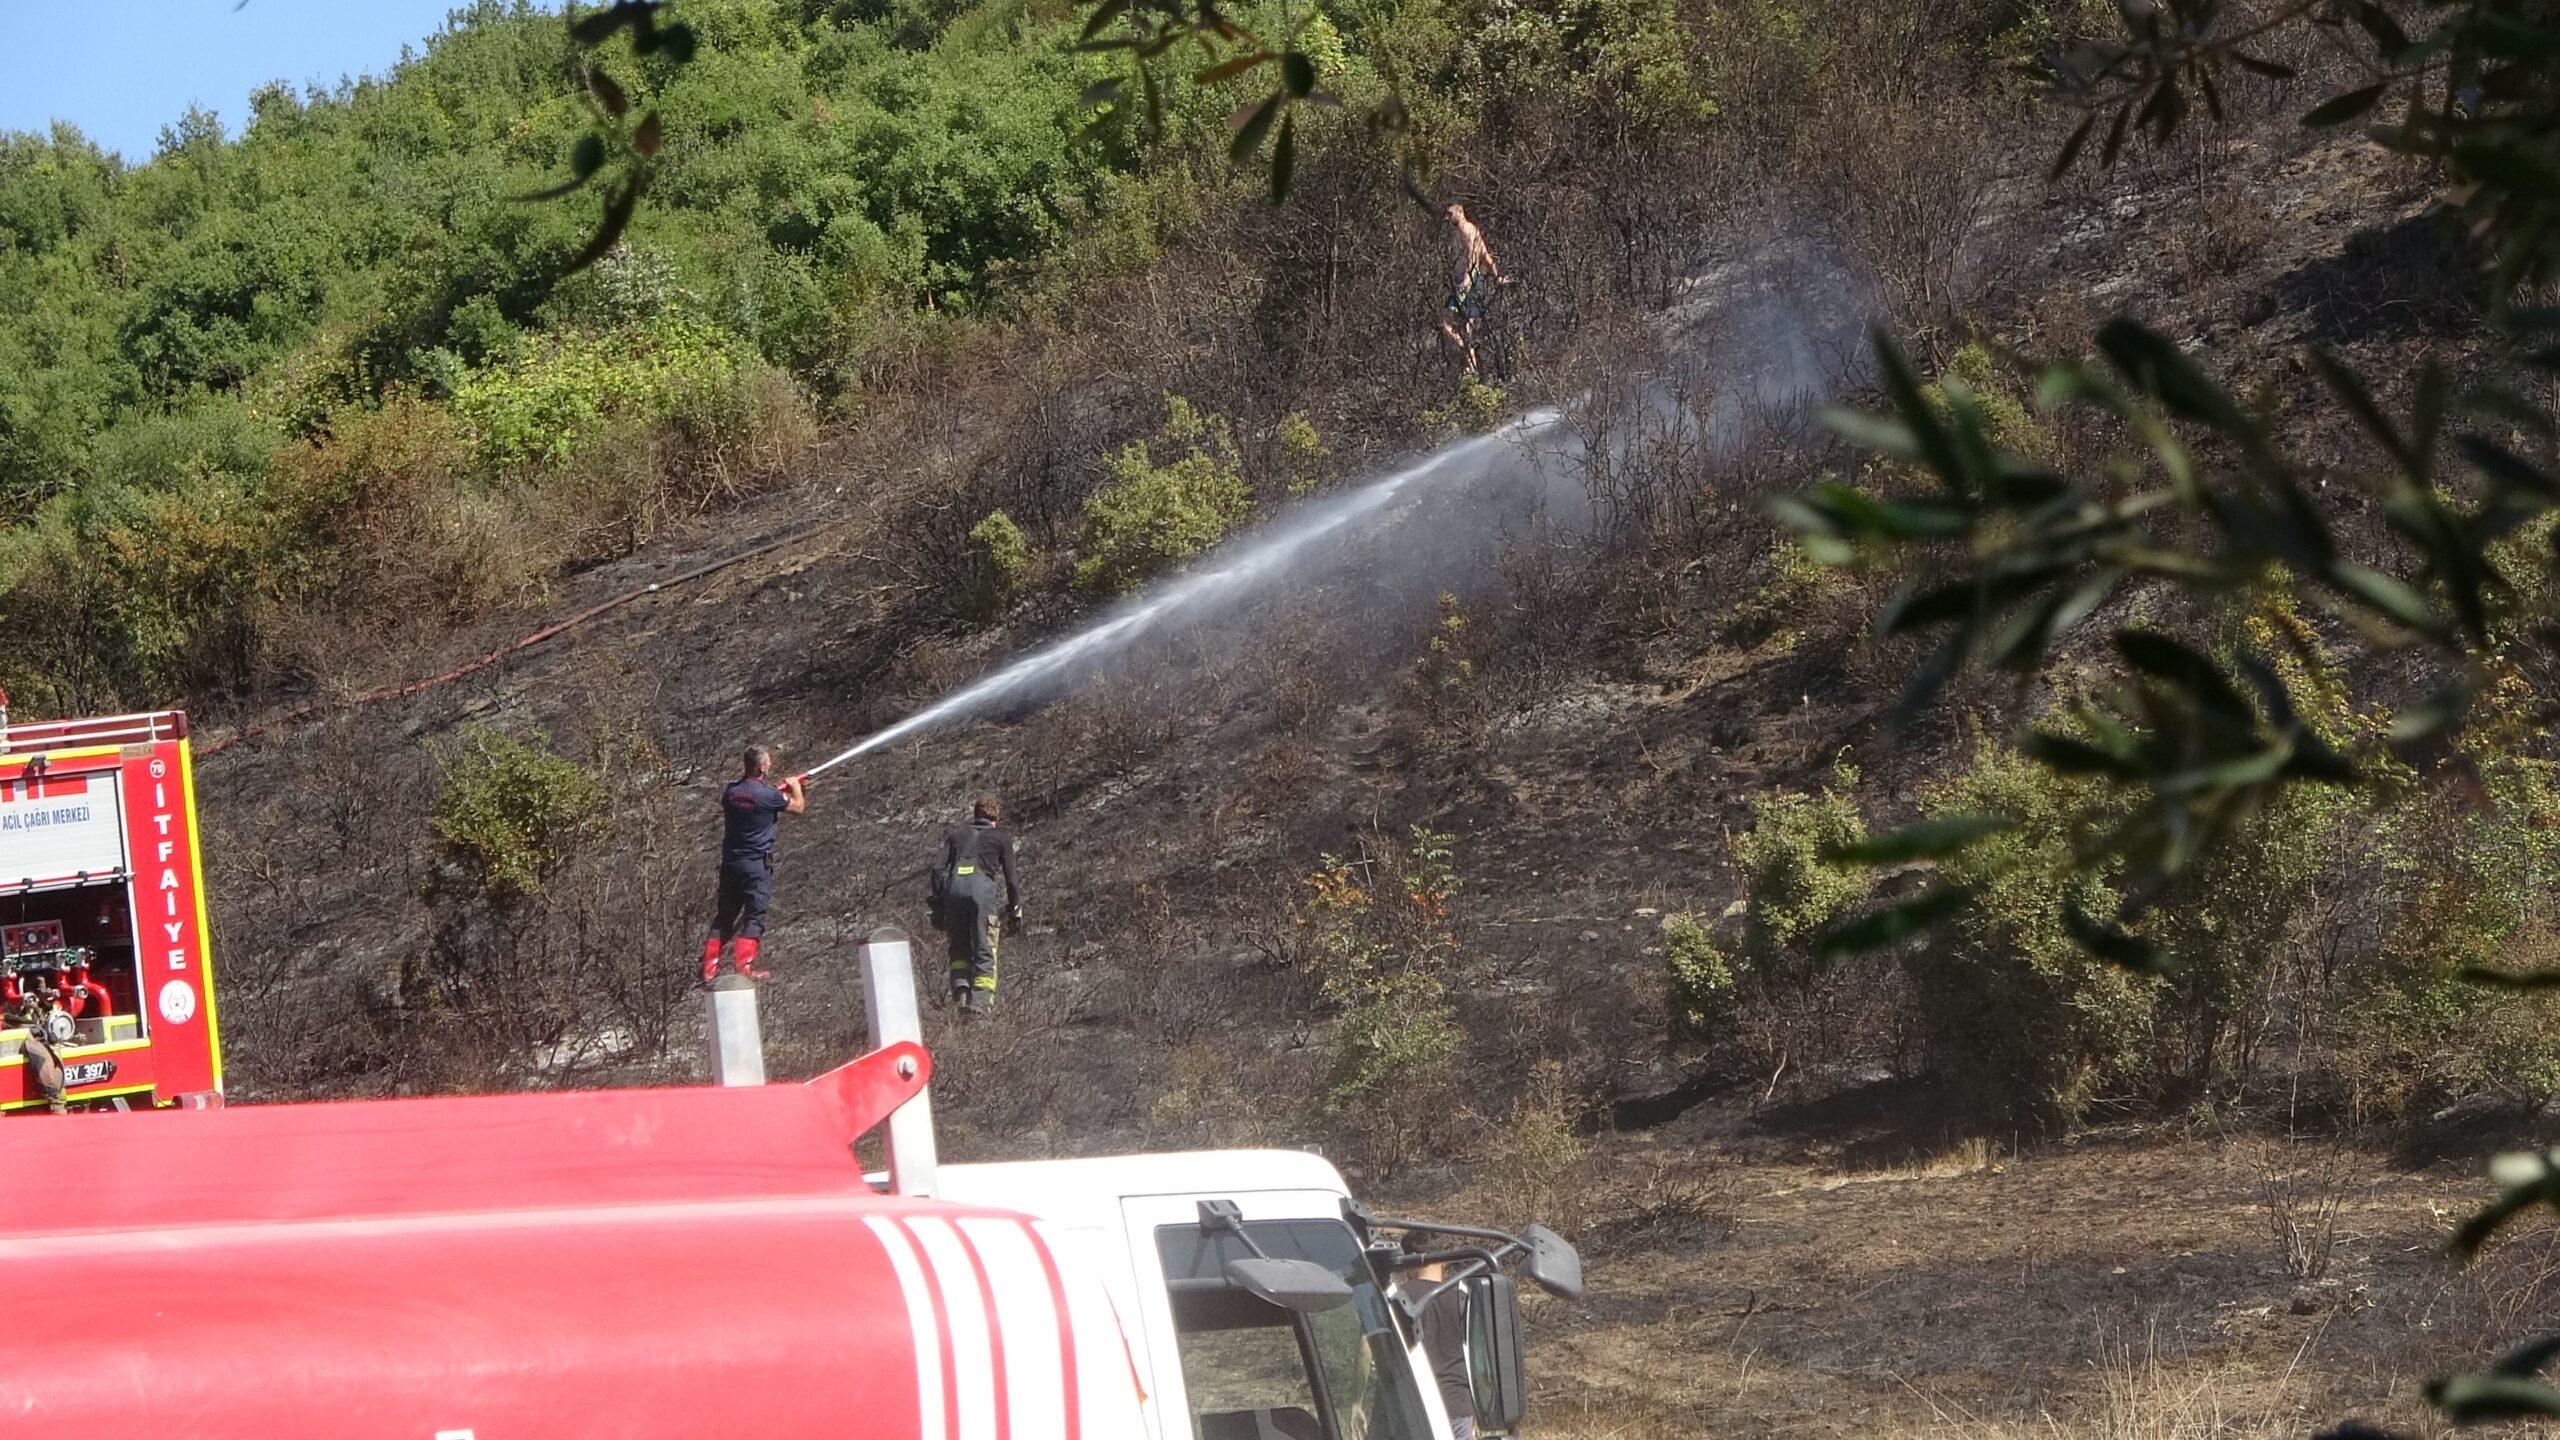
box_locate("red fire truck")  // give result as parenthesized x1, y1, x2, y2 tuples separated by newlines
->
(0, 937, 1582, 1438)
(0, 703, 221, 1111)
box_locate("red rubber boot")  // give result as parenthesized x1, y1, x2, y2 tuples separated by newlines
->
(699, 936, 724, 986)
(733, 937, 772, 982)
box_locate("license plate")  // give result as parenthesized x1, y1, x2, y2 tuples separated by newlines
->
(61, 1060, 116, 1088)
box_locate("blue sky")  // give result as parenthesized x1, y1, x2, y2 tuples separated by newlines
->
(0, 2, 525, 160)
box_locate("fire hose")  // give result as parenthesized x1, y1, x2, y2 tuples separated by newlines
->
(200, 533, 804, 758)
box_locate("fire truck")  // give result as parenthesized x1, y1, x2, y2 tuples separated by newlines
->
(0, 934, 1581, 1438)
(0, 702, 220, 1111)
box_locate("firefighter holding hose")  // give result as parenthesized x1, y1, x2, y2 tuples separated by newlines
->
(930, 794, 1021, 1015)
(700, 745, 805, 984)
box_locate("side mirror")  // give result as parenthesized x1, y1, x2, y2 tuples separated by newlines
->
(1519, 1224, 1583, 1300)
(1463, 1273, 1528, 1432)
(1225, 1257, 1353, 1314)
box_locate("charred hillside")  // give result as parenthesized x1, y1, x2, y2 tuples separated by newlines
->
(194, 43, 2487, 1191)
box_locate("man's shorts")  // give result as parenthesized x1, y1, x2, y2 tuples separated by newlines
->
(713, 861, 773, 940)
(1445, 277, 1488, 322)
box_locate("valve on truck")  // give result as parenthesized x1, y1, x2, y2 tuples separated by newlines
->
(3, 921, 108, 1044)
(3, 923, 80, 1114)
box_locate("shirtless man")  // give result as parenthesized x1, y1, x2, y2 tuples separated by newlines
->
(1437, 202, 1507, 374)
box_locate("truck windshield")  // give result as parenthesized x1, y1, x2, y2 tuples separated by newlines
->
(1156, 1219, 1433, 1440)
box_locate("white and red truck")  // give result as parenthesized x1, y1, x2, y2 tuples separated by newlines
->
(0, 926, 1579, 1438)
(0, 701, 221, 1111)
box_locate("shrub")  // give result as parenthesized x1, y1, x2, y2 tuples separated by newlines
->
(1481, 1059, 1591, 1231)
(1925, 343, 2049, 463)
(1324, 968, 1464, 1115)
(1801, 606, 2350, 1119)
(2338, 746, 2560, 1118)
(0, 398, 296, 708)
(1659, 776, 1881, 1078)
(1278, 411, 1331, 497)
(587, 243, 690, 326)
(1147, 1039, 1279, 1145)
(2150, 784, 2344, 1086)
(1405, 592, 1489, 744)
(1420, 376, 1507, 436)
(449, 316, 772, 472)
(1419, 592, 1472, 686)
(1913, 739, 2154, 1130)
(427, 726, 607, 903)
(263, 394, 532, 617)
(2112, 587, 2363, 1097)
(1072, 395, 1251, 594)
(964, 508, 1030, 619)
(1732, 535, 1836, 643)
(1733, 776, 1870, 975)
(1436, 0, 1710, 125)
(1663, 912, 1737, 1035)
(2145, 785, 2347, 1092)
(1298, 826, 1465, 1131)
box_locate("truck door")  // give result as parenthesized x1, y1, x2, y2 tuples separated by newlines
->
(1120, 1194, 1444, 1440)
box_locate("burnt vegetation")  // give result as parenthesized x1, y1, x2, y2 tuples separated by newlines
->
(93, 0, 2537, 1161)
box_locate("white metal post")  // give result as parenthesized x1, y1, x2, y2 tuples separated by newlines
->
(707, 974, 765, 1086)
(859, 926, 939, 1196)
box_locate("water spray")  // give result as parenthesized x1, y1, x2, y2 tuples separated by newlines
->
(795, 406, 1566, 783)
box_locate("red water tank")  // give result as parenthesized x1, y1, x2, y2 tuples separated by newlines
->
(0, 1045, 1136, 1439)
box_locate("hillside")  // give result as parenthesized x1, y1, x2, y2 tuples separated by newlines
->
(14, 0, 2560, 1434)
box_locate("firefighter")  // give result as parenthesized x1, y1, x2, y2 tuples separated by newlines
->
(930, 794, 1021, 1014)
(15, 1011, 65, 1115)
(700, 745, 805, 984)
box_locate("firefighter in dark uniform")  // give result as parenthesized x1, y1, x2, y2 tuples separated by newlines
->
(931, 794, 1021, 1014)
(700, 745, 805, 984)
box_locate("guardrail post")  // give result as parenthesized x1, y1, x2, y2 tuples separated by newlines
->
(707, 974, 765, 1086)
(859, 926, 939, 1196)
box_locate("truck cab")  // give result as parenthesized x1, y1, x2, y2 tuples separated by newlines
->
(942, 1150, 1454, 1440)
(866, 926, 1577, 1440)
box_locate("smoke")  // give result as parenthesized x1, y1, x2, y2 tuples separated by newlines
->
(806, 247, 1871, 777)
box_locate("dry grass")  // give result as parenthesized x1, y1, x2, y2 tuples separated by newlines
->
(1537, 1397, 1693, 1440)
(1814, 1135, 2005, 1191)
(1530, 1133, 2506, 1440)
(1890, 1326, 2322, 1440)
(1541, 1324, 2345, 1440)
